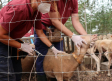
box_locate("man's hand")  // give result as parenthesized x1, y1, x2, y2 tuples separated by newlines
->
(51, 46, 65, 58)
(19, 43, 34, 55)
(71, 33, 87, 49)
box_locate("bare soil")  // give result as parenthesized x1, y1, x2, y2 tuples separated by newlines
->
(21, 69, 112, 81)
(70, 70, 112, 81)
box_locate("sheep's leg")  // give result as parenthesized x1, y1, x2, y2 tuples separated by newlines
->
(97, 46, 103, 61)
(93, 60, 97, 69)
(104, 51, 111, 76)
(98, 53, 102, 61)
(87, 47, 97, 70)
(64, 79, 70, 81)
(104, 51, 109, 60)
(78, 63, 86, 71)
(47, 77, 51, 81)
(55, 74, 63, 81)
(91, 53, 100, 74)
(56, 77, 63, 81)
(105, 50, 111, 76)
(107, 57, 111, 77)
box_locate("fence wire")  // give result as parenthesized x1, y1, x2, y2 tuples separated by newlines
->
(0, 0, 112, 81)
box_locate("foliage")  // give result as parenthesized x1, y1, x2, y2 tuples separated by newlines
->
(65, 0, 112, 35)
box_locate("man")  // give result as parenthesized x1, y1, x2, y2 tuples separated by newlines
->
(0, 0, 63, 81)
(34, 0, 89, 81)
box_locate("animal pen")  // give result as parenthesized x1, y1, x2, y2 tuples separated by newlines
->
(1, 0, 112, 81)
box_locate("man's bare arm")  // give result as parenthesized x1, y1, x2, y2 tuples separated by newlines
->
(71, 14, 87, 35)
(49, 12, 73, 38)
(0, 25, 21, 48)
(35, 29, 52, 47)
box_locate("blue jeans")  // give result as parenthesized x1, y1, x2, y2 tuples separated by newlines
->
(0, 42, 22, 81)
(34, 30, 63, 75)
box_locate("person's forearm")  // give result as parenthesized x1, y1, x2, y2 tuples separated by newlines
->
(52, 20, 73, 38)
(71, 14, 87, 35)
(0, 35, 21, 48)
(72, 21, 87, 35)
(49, 11, 73, 38)
(35, 29, 52, 47)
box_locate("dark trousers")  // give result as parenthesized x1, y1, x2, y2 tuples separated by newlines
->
(11, 48, 22, 81)
(0, 42, 22, 81)
(34, 30, 63, 75)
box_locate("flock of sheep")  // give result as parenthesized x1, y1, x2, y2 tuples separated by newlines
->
(21, 34, 112, 81)
(87, 34, 112, 77)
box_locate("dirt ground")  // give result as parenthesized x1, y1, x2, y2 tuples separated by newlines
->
(21, 69, 112, 81)
(70, 70, 112, 81)
(21, 56, 112, 81)
(70, 64, 112, 81)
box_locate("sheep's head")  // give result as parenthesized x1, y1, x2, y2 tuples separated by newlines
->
(103, 35, 107, 39)
(98, 35, 103, 40)
(74, 34, 97, 55)
(107, 34, 112, 40)
(73, 34, 97, 64)
(81, 34, 97, 49)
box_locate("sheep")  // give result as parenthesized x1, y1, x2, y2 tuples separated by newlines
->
(86, 40, 101, 74)
(43, 34, 97, 81)
(107, 34, 112, 40)
(83, 34, 106, 73)
(103, 35, 107, 39)
(87, 34, 112, 76)
(21, 44, 36, 72)
(89, 39, 112, 76)
(96, 39, 112, 76)
(98, 35, 103, 40)
(107, 41, 112, 76)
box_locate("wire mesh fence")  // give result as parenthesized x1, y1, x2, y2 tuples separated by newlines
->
(0, 0, 112, 81)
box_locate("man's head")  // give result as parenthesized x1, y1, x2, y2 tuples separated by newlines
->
(36, 0, 58, 14)
(37, 0, 58, 4)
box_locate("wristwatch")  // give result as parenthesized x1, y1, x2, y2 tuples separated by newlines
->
(49, 44, 54, 49)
